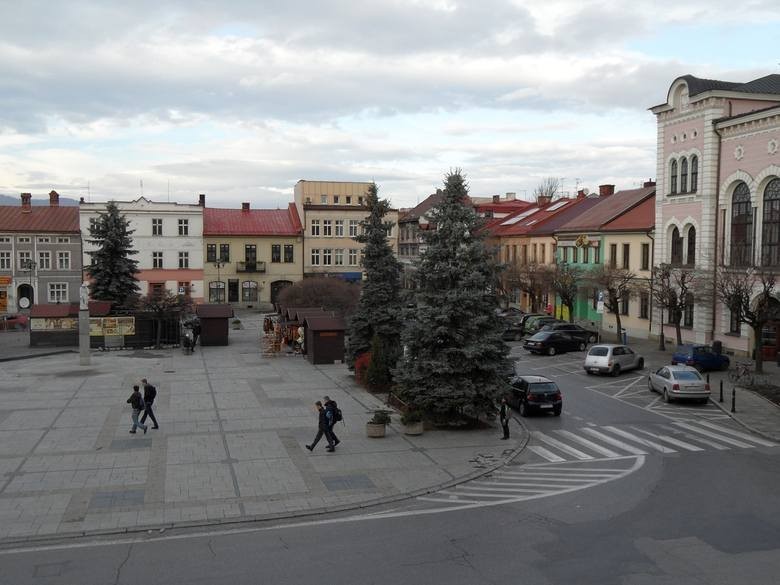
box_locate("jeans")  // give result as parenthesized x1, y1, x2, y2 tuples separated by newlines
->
(131, 409, 148, 432)
(310, 427, 335, 449)
(501, 419, 510, 439)
(140, 403, 158, 427)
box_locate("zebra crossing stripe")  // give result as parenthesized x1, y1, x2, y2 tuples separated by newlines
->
(528, 445, 566, 462)
(629, 427, 704, 451)
(660, 425, 730, 450)
(692, 420, 777, 447)
(496, 471, 617, 479)
(533, 432, 594, 460)
(672, 422, 755, 448)
(554, 430, 621, 458)
(602, 426, 677, 453)
(468, 483, 552, 491)
(580, 428, 647, 455)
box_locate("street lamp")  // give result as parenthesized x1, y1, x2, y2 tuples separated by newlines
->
(213, 260, 226, 303)
(22, 259, 37, 305)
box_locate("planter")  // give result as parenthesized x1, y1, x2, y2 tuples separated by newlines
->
(402, 421, 424, 436)
(365, 422, 387, 438)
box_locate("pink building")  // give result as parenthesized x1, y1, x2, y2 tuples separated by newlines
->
(651, 74, 780, 355)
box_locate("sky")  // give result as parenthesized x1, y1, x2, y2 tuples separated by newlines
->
(1, 0, 779, 210)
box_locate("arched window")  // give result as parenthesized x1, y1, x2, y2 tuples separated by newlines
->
(208, 281, 225, 303)
(690, 155, 698, 193)
(670, 160, 678, 194)
(686, 226, 696, 265)
(731, 182, 752, 266)
(680, 158, 688, 193)
(761, 178, 780, 267)
(671, 227, 683, 265)
(683, 293, 694, 328)
(241, 281, 258, 302)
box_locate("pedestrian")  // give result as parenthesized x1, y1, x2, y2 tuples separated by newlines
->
(139, 378, 160, 429)
(323, 395, 341, 447)
(192, 319, 201, 348)
(305, 401, 334, 452)
(499, 396, 511, 440)
(126, 385, 148, 434)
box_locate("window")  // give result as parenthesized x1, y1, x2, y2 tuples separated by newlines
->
(532, 244, 537, 263)
(48, 283, 68, 303)
(0, 236, 10, 243)
(349, 220, 359, 237)
(323, 219, 332, 236)
(0, 251, 10, 270)
(670, 159, 678, 194)
(207, 244, 217, 262)
(178, 219, 189, 236)
(334, 249, 344, 265)
(17, 236, 31, 243)
(323, 249, 332, 265)
(594, 245, 600, 264)
(284, 244, 294, 263)
(620, 296, 629, 316)
(153, 252, 163, 269)
(333, 196, 340, 204)
(683, 293, 694, 327)
(219, 244, 230, 262)
(540, 244, 546, 264)
(152, 218, 163, 236)
(18, 251, 32, 270)
(56, 251, 69, 270)
(641, 243, 650, 271)
(57, 236, 70, 244)
(690, 155, 698, 193)
(321, 195, 328, 204)
(37, 236, 50, 243)
(731, 182, 752, 266)
(149, 283, 165, 298)
(761, 178, 780, 267)
(244, 244, 257, 262)
(729, 307, 741, 334)
(522, 245, 528, 264)
(582, 246, 589, 264)
(38, 251, 51, 270)
(311, 219, 320, 236)
(178, 251, 189, 269)
(640, 292, 649, 319)
(335, 220, 344, 236)
(670, 227, 683, 265)
(622, 244, 630, 269)
(242, 281, 258, 302)
(358, 196, 364, 205)
(271, 244, 281, 263)
(348, 249, 358, 266)
(680, 158, 688, 192)
(177, 281, 191, 297)
(686, 227, 696, 265)
(609, 244, 617, 268)
(563, 247, 569, 263)
(346, 196, 352, 205)
(208, 281, 225, 303)
(311, 249, 320, 265)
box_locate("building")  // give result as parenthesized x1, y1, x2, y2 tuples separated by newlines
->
(0, 191, 82, 314)
(293, 180, 399, 282)
(397, 190, 445, 288)
(79, 196, 205, 302)
(650, 74, 780, 355)
(202, 200, 303, 307)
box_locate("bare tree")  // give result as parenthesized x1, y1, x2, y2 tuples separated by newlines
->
(138, 290, 190, 349)
(715, 267, 780, 374)
(588, 264, 638, 343)
(550, 262, 582, 323)
(533, 177, 560, 205)
(650, 264, 707, 348)
(515, 262, 552, 313)
(278, 277, 361, 317)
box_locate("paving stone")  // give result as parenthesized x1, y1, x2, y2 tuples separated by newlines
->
(88, 488, 146, 510)
(110, 438, 152, 450)
(321, 474, 377, 491)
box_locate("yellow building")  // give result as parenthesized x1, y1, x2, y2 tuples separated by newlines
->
(293, 180, 399, 282)
(202, 201, 303, 308)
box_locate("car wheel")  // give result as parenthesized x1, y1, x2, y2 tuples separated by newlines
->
(611, 364, 621, 377)
(637, 358, 644, 370)
(578, 342, 586, 352)
(519, 402, 528, 417)
(547, 346, 557, 356)
(553, 407, 562, 416)
(663, 388, 672, 403)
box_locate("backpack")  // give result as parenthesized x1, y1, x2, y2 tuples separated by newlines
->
(328, 401, 343, 423)
(335, 407, 343, 423)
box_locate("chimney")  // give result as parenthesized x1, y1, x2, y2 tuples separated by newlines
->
(505, 192, 516, 200)
(537, 195, 552, 206)
(492, 195, 500, 204)
(643, 179, 656, 188)
(79, 197, 85, 204)
(577, 189, 586, 199)
(198, 193, 206, 207)
(49, 190, 59, 207)
(21, 193, 32, 212)
(241, 202, 250, 211)
(599, 184, 615, 197)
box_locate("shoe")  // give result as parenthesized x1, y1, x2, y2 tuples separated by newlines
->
(129, 430, 136, 434)
(305, 445, 313, 452)
(333, 439, 341, 446)
(152, 426, 160, 430)
(326, 446, 335, 452)
(143, 427, 148, 435)
(500, 436, 507, 440)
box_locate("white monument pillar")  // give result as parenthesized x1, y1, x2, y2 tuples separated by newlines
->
(79, 282, 90, 366)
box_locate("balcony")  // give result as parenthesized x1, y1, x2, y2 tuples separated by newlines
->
(236, 261, 266, 273)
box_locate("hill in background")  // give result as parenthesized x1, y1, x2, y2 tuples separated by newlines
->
(0, 193, 79, 206)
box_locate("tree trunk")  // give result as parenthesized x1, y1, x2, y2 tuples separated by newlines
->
(753, 324, 764, 374)
(156, 318, 163, 349)
(566, 302, 574, 323)
(614, 311, 623, 343)
(674, 320, 683, 346)
(658, 307, 666, 351)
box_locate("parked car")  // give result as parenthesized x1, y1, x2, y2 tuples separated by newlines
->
(517, 313, 545, 331)
(671, 344, 729, 372)
(540, 322, 598, 344)
(508, 374, 563, 417)
(501, 321, 526, 341)
(523, 315, 561, 335)
(0, 314, 28, 331)
(523, 331, 587, 355)
(583, 344, 644, 376)
(497, 307, 525, 323)
(648, 365, 711, 403)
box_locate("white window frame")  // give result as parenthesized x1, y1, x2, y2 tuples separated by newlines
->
(56, 236, 70, 244)
(0, 251, 10, 270)
(311, 219, 320, 236)
(48, 282, 68, 303)
(311, 249, 320, 265)
(153, 251, 164, 269)
(320, 194, 328, 204)
(18, 251, 32, 270)
(178, 218, 189, 236)
(152, 218, 163, 236)
(334, 249, 344, 265)
(335, 220, 344, 236)
(17, 236, 31, 243)
(323, 248, 332, 265)
(38, 251, 51, 270)
(349, 220, 359, 237)
(0, 236, 10, 243)
(178, 251, 189, 269)
(57, 251, 71, 270)
(348, 249, 358, 266)
(323, 219, 332, 237)
(37, 236, 51, 243)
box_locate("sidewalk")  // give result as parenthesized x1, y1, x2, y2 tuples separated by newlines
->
(0, 311, 525, 545)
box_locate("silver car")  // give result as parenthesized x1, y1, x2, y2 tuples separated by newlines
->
(648, 365, 711, 403)
(583, 344, 645, 376)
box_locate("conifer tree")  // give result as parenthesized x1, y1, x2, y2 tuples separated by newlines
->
(394, 170, 511, 421)
(346, 183, 403, 379)
(86, 201, 140, 308)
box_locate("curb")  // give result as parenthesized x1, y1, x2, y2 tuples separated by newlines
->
(0, 349, 77, 363)
(709, 388, 780, 443)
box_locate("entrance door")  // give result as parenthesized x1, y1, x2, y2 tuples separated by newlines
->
(270, 280, 292, 306)
(228, 279, 239, 303)
(17, 284, 33, 310)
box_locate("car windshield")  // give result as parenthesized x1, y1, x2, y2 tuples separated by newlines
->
(529, 383, 558, 393)
(530, 332, 552, 340)
(673, 371, 703, 380)
(588, 346, 609, 356)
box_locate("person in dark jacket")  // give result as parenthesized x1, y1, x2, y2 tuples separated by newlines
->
(139, 378, 159, 429)
(305, 401, 334, 452)
(323, 395, 340, 447)
(499, 396, 511, 440)
(126, 385, 148, 434)
(192, 319, 201, 348)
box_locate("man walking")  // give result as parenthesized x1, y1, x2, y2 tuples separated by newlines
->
(126, 385, 148, 434)
(323, 395, 341, 447)
(139, 378, 159, 429)
(499, 396, 511, 440)
(305, 401, 334, 453)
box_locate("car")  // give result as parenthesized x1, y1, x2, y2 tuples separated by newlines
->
(671, 344, 730, 372)
(501, 321, 525, 341)
(583, 344, 644, 376)
(497, 307, 525, 323)
(523, 315, 561, 335)
(523, 330, 587, 355)
(508, 374, 562, 417)
(648, 365, 711, 403)
(0, 314, 28, 331)
(517, 313, 545, 331)
(540, 322, 598, 344)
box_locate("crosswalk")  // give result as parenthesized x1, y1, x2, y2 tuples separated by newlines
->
(525, 420, 775, 463)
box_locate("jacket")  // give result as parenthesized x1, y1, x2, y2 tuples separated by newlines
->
(499, 403, 510, 423)
(127, 392, 144, 411)
(143, 384, 157, 404)
(318, 407, 330, 430)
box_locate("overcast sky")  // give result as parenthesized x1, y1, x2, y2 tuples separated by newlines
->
(1, 1, 779, 209)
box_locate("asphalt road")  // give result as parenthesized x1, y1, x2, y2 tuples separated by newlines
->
(3, 345, 779, 585)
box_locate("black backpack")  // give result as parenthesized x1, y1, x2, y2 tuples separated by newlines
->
(329, 401, 343, 423)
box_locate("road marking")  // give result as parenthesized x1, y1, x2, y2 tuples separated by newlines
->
(603, 426, 677, 453)
(614, 376, 644, 398)
(673, 422, 756, 448)
(659, 425, 730, 450)
(629, 427, 704, 451)
(528, 445, 566, 462)
(692, 420, 777, 447)
(533, 432, 594, 460)
(580, 428, 647, 455)
(496, 471, 617, 479)
(554, 429, 621, 458)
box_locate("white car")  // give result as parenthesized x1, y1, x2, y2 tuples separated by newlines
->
(648, 365, 711, 404)
(583, 344, 644, 376)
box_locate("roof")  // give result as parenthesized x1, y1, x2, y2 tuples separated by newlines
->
(303, 316, 346, 331)
(678, 74, 780, 98)
(0, 206, 80, 233)
(203, 203, 302, 236)
(473, 200, 534, 214)
(195, 304, 234, 318)
(280, 306, 321, 321)
(488, 197, 597, 237)
(530, 197, 605, 235)
(557, 187, 656, 233)
(602, 195, 655, 232)
(399, 191, 445, 223)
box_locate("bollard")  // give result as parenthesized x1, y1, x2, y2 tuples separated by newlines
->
(719, 379, 723, 403)
(706, 373, 710, 384)
(731, 387, 736, 413)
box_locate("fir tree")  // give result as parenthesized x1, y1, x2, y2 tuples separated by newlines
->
(346, 183, 403, 377)
(86, 201, 140, 308)
(393, 170, 512, 421)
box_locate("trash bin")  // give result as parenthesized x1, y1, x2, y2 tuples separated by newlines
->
(621, 328, 628, 345)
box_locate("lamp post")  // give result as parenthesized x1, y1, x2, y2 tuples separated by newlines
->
(22, 259, 37, 306)
(213, 260, 226, 303)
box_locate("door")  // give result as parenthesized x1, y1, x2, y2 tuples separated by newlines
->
(17, 284, 33, 310)
(270, 280, 293, 306)
(228, 279, 239, 303)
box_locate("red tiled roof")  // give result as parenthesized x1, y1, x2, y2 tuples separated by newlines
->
(557, 187, 656, 232)
(203, 204, 302, 236)
(488, 198, 590, 237)
(0, 206, 79, 233)
(474, 200, 534, 213)
(602, 195, 656, 231)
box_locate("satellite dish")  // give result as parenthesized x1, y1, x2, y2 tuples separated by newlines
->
(582, 188, 590, 195)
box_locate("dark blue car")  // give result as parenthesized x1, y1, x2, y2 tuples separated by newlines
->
(671, 344, 729, 372)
